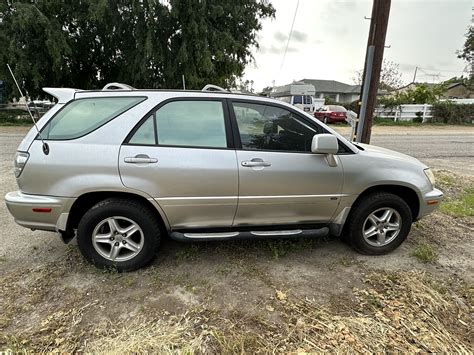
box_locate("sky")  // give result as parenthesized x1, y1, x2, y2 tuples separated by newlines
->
(243, 0, 472, 91)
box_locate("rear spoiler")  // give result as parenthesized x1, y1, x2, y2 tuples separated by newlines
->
(43, 87, 80, 104)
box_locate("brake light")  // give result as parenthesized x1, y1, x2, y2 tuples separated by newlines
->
(14, 151, 29, 178)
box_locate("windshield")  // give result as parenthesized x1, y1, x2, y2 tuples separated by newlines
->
(328, 105, 347, 112)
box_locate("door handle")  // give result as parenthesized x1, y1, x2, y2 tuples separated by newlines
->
(241, 158, 271, 167)
(124, 154, 158, 164)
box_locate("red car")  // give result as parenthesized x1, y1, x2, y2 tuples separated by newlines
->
(314, 105, 347, 124)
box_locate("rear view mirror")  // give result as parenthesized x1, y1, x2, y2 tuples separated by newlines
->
(311, 134, 339, 154)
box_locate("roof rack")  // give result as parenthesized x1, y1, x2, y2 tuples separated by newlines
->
(102, 82, 135, 90)
(201, 84, 229, 93)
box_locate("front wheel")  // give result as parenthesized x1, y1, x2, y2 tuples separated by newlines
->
(77, 199, 161, 271)
(323, 116, 329, 124)
(344, 192, 412, 255)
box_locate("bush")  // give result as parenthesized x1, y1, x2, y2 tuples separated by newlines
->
(0, 109, 31, 126)
(431, 102, 474, 124)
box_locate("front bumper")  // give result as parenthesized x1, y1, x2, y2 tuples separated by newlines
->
(418, 188, 444, 219)
(5, 191, 75, 232)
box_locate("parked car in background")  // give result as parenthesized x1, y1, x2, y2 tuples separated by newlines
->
(314, 105, 347, 124)
(5, 84, 443, 271)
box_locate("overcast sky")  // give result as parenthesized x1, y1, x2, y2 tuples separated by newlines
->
(243, 0, 472, 91)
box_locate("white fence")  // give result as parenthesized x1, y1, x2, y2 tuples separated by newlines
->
(374, 104, 432, 122)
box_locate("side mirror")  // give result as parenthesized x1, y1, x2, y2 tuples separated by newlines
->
(311, 134, 339, 154)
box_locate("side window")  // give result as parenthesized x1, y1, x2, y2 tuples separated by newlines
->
(42, 97, 145, 140)
(232, 102, 322, 153)
(293, 95, 302, 104)
(129, 114, 155, 145)
(128, 100, 227, 148)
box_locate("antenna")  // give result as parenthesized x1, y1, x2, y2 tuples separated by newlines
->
(7, 64, 49, 155)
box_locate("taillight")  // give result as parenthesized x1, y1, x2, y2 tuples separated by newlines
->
(14, 151, 29, 178)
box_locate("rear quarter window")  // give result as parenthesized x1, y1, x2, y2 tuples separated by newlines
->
(41, 96, 145, 140)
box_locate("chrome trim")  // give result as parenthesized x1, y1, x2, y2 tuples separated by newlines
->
(183, 232, 240, 238)
(250, 230, 303, 236)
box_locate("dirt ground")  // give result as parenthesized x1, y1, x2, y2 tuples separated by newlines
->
(0, 126, 473, 352)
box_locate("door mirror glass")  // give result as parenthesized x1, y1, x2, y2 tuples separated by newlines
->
(311, 134, 339, 154)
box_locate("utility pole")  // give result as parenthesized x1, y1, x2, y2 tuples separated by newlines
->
(356, 0, 391, 144)
(412, 66, 418, 83)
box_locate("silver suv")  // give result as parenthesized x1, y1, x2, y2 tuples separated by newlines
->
(5, 84, 443, 271)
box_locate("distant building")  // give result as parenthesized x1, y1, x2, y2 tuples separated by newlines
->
(392, 82, 473, 99)
(442, 82, 473, 99)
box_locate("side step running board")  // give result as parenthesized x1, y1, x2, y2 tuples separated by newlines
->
(170, 228, 328, 242)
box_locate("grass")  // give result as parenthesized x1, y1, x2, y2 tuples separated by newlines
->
(440, 188, 474, 217)
(411, 241, 438, 263)
(372, 117, 472, 126)
(266, 238, 314, 259)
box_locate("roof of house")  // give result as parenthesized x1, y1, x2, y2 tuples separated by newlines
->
(296, 79, 361, 94)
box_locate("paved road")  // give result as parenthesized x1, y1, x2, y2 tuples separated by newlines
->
(1, 125, 473, 175)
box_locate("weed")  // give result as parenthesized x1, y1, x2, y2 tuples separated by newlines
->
(0, 255, 6, 262)
(266, 238, 313, 260)
(440, 188, 474, 217)
(175, 244, 201, 262)
(411, 242, 438, 263)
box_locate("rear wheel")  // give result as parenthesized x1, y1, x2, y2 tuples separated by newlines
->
(324, 116, 329, 124)
(344, 192, 412, 255)
(77, 199, 161, 271)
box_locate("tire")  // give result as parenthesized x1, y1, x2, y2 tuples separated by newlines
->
(324, 117, 329, 124)
(77, 198, 161, 271)
(343, 192, 412, 255)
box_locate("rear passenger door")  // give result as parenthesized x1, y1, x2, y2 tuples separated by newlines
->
(119, 98, 238, 229)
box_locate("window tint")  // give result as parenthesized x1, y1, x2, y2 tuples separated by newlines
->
(292, 95, 302, 104)
(233, 102, 322, 153)
(155, 100, 227, 148)
(129, 114, 155, 145)
(304, 95, 313, 104)
(42, 97, 145, 140)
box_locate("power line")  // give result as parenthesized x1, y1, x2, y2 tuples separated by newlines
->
(275, 0, 300, 83)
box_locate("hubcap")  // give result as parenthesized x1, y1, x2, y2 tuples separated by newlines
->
(92, 216, 144, 262)
(362, 207, 401, 247)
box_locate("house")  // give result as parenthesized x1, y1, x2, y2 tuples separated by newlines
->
(392, 81, 473, 100)
(294, 79, 360, 103)
(442, 82, 473, 99)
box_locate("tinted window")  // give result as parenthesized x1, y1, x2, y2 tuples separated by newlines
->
(42, 97, 145, 140)
(293, 95, 302, 104)
(233, 102, 322, 153)
(129, 100, 227, 148)
(129, 114, 155, 145)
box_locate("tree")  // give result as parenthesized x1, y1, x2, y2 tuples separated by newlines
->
(379, 83, 446, 108)
(0, 0, 275, 99)
(457, 26, 473, 66)
(353, 59, 404, 91)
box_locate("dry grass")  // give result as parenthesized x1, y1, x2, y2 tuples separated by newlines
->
(80, 271, 472, 353)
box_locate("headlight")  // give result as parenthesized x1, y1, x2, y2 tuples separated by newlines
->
(424, 168, 435, 188)
(14, 151, 29, 178)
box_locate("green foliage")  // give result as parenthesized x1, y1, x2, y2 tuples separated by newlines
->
(440, 188, 474, 217)
(410, 242, 438, 263)
(0, 1, 275, 99)
(0, 109, 31, 125)
(431, 102, 474, 124)
(457, 26, 473, 65)
(372, 117, 423, 126)
(379, 83, 446, 107)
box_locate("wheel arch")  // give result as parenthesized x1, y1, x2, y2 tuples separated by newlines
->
(66, 191, 170, 237)
(352, 184, 420, 221)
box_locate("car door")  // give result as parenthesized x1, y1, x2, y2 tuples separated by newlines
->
(119, 98, 238, 229)
(230, 100, 344, 226)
